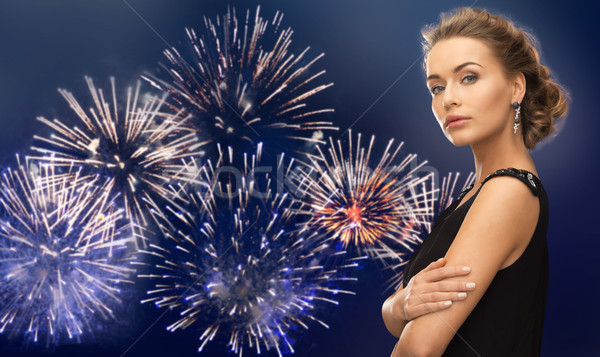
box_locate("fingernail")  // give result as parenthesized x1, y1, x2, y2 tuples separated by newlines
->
(466, 282, 476, 289)
(444, 301, 452, 306)
(458, 292, 467, 298)
(461, 266, 471, 272)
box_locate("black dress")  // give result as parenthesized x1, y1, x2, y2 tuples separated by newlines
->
(401, 168, 549, 357)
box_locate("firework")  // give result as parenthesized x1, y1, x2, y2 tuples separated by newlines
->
(383, 171, 476, 292)
(291, 130, 437, 267)
(142, 5, 338, 159)
(436, 171, 476, 216)
(136, 145, 360, 356)
(29, 76, 204, 247)
(0, 158, 136, 348)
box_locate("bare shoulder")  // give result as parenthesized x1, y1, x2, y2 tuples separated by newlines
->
(474, 174, 540, 231)
(453, 175, 540, 269)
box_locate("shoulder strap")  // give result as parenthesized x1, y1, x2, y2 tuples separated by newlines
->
(481, 167, 542, 196)
(458, 183, 475, 199)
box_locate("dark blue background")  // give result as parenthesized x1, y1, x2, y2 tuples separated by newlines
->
(0, 0, 597, 356)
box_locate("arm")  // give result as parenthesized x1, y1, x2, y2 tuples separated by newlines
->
(382, 258, 458, 338)
(383, 258, 474, 343)
(382, 284, 409, 338)
(392, 177, 540, 357)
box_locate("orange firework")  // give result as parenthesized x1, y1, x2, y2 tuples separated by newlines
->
(293, 130, 436, 265)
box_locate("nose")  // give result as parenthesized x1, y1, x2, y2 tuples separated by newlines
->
(442, 83, 460, 109)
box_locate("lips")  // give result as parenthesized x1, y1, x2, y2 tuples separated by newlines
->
(445, 115, 470, 127)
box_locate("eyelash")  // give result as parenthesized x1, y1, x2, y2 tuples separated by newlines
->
(430, 74, 478, 95)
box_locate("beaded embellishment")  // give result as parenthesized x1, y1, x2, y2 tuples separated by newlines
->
(527, 172, 537, 188)
(482, 167, 541, 196)
(458, 183, 475, 199)
(458, 167, 541, 200)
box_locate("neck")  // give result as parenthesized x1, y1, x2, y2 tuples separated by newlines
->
(470, 126, 533, 186)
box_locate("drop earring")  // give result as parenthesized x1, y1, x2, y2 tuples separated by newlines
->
(512, 101, 521, 134)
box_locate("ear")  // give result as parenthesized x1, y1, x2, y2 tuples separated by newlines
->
(512, 72, 526, 103)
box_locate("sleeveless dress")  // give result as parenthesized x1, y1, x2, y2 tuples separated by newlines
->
(401, 167, 549, 356)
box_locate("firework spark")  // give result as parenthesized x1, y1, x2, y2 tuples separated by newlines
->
(292, 130, 436, 267)
(136, 145, 360, 356)
(29, 76, 204, 247)
(384, 171, 476, 291)
(142, 5, 338, 159)
(0, 158, 136, 348)
(436, 171, 476, 216)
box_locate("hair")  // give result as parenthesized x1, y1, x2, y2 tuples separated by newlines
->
(420, 7, 569, 150)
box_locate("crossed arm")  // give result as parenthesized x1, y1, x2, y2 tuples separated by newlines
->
(391, 177, 540, 357)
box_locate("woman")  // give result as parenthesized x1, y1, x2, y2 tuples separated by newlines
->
(381, 7, 568, 357)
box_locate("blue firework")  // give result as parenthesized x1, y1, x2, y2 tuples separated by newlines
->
(138, 146, 360, 356)
(0, 158, 137, 348)
(30, 76, 204, 248)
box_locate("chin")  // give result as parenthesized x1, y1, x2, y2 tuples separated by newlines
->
(450, 141, 470, 147)
(445, 133, 469, 147)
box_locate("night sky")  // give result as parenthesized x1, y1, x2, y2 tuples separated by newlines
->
(0, 0, 597, 356)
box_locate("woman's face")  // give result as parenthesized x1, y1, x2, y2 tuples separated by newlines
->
(425, 37, 516, 146)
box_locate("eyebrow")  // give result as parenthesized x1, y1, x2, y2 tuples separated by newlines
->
(426, 62, 484, 81)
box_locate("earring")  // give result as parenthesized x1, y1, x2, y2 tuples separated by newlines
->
(512, 101, 521, 134)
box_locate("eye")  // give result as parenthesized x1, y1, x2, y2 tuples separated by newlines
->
(462, 74, 478, 83)
(430, 85, 444, 95)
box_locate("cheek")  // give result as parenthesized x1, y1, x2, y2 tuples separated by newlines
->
(467, 82, 506, 118)
(431, 103, 444, 126)
(431, 97, 444, 117)
(466, 82, 492, 104)
(469, 81, 510, 108)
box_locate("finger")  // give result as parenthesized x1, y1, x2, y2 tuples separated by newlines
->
(435, 280, 477, 292)
(409, 300, 454, 319)
(411, 258, 448, 286)
(410, 291, 468, 304)
(423, 265, 471, 282)
(422, 257, 446, 273)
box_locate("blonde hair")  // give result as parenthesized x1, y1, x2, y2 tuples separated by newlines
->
(421, 7, 569, 150)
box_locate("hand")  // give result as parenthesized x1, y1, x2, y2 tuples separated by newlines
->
(394, 257, 476, 322)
